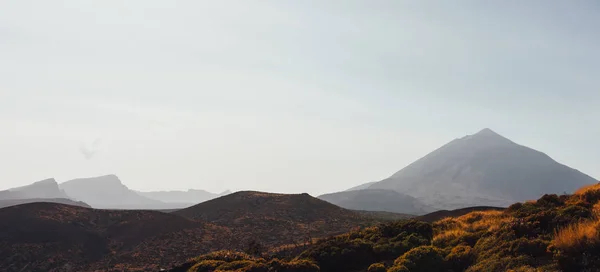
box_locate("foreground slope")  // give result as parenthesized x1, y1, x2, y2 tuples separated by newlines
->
(0, 203, 229, 272)
(175, 182, 600, 272)
(318, 189, 434, 215)
(368, 128, 597, 209)
(174, 191, 377, 245)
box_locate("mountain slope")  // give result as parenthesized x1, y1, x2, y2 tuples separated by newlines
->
(0, 202, 229, 272)
(368, 128, 597, 209)
(1, 178, 69, 200)
(345, 182, 377, 191)
(318, 189, 434, 215)
(60, 175, 186, 209)
(174, 191, 377, 246)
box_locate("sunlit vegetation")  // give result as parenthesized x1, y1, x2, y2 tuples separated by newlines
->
(175, 182, 600, 272)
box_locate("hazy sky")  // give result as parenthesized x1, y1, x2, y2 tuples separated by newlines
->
(1, 1, 599, 195)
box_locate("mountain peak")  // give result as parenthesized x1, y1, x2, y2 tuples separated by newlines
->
(31, 178, 58, 185)
(462, 128, 512, 144)
(476, 128, 498, 136)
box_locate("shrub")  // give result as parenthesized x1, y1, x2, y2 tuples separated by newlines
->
(188, 260, 225, 272)
(445, 245, 474, 272)
(391, 246, 446, 272)
(367, 262, 386, 272)
(193, 250, 253, 262)
(216, 260, 261, 270)
(279, 259, 320, 272)
(299, 237, 374, 271)
(245, 239, 266, 256)
(508, 238, 549, 258)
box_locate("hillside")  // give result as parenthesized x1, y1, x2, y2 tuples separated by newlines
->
(318, 189, 434, 215)
(346, 182, 377, 191)
(367, 128, 597, 209)
(60, 175, 187, 209)
(173, 182, 600, 272)
(174, 191, 377, 246)
(0, 202, 230, 272)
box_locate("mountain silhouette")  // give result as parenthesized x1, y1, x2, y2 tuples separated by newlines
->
(318, 189, 435, 215)
(0, 198, 90, 209)
(60, 175, 189, 209)
(136, 188, 231, 206)
(367, 128, 597, 209)
(345, 182, 377, 191)
(1, 178, 69, 200)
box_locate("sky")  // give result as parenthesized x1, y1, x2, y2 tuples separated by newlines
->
(1, 1, 599, 195)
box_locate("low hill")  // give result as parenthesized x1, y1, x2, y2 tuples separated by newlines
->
(367, 128, 597, 210)
(172, 182, 600, 272)
(0, 202, 229, 272)
(318, 189, 435, 215)
(60, 175, 187, 209)
(174, 191, 377, 246)
(0, 198, 90, 209)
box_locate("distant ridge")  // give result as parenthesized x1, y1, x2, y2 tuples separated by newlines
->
(136, 188, 231, 206)
(2, 178, 69, 200)
(318, 189, 434, 215)
(345, 182, 377, 191)
(365, 128, 597, 209)
(60, 175, 188, 209)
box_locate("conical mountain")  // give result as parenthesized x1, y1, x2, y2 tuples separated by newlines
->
(368, 128, 597, 210)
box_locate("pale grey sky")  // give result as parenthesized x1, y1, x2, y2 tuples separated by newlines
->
(1, 1, 598, 195)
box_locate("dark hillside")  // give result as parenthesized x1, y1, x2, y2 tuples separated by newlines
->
(0, 203, 228, 272)
(175, 191, 377, 246)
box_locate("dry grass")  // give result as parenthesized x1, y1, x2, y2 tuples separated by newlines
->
(456, 210, 510, 232)
(574, 183, 600, 195)
(433, 217, 465, 234)
(433, 229, 467, 245)
(552, 219, 600, 251)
